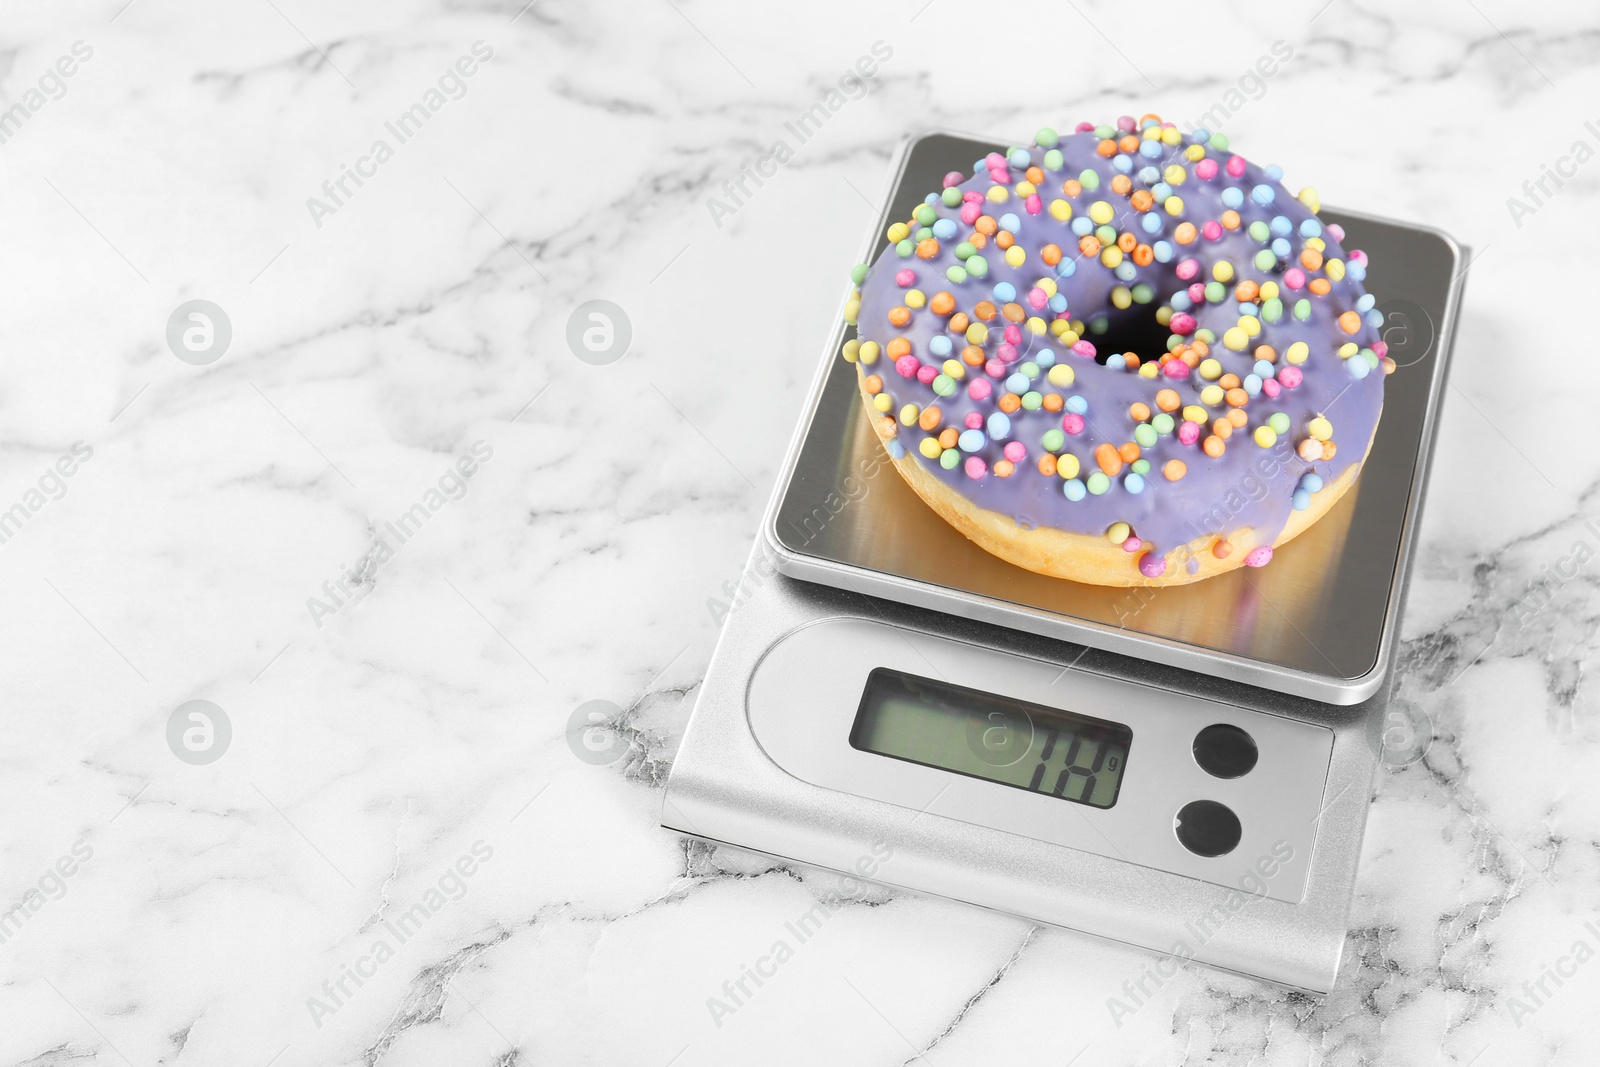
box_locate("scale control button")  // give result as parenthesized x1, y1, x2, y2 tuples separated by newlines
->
(1192, 723, 1259, 779)
(1174, 800, 1242, 857)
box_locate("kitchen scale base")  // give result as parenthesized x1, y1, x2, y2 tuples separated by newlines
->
(663, 563, 1385, 993)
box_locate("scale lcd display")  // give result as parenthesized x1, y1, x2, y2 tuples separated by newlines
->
(849, 668, 1132, 809)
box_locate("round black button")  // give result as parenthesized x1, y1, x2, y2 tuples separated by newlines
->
(1174, 800, 1242, 857)
(1192, 723, 1258, 779)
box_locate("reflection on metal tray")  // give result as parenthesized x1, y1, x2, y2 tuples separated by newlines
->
(768, 133, 1465, 704)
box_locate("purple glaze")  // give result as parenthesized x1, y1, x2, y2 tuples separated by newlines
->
(852, 122, 1386, 574)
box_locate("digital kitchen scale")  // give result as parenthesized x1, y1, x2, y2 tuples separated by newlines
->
(662, 132, 1464, 993)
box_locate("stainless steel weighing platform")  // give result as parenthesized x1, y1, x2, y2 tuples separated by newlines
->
(662, 132, 1465, 993)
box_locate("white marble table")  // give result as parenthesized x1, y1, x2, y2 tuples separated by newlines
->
(2, 0, 1597, 1063)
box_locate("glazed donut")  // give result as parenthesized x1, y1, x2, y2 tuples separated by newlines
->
(843, 114, 1390, 586)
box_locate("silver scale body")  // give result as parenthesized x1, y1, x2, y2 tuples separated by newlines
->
(663, 133, 1465, 994)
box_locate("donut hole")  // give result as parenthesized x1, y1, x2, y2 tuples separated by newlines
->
(1086, 305, 1173, 367)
